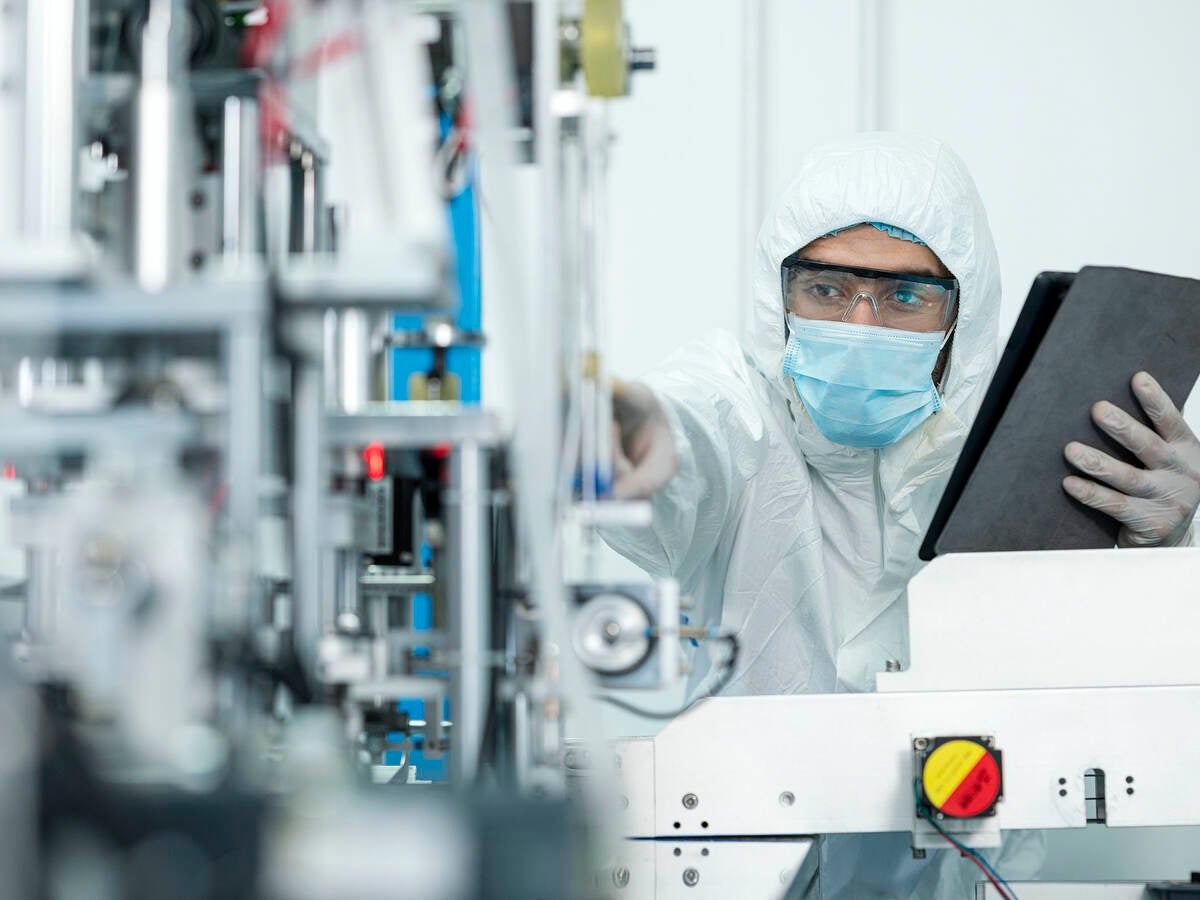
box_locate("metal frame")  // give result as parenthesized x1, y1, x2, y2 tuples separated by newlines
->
(611, 551, 1200, 850)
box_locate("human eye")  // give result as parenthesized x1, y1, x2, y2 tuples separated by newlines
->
(892, 288, 926, 307)
(883, 282, 939, 314)
(806, 282, 843, 300)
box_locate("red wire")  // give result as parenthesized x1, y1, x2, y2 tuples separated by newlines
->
(288, 30, 363, 80)
(932, 829, 1011, 899)
(208, 481, 228, 516)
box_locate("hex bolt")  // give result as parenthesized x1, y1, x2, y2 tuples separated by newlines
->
(612, 867, 630, 888)
(682, 868, 700, 887)
(682, 793, 699, 809)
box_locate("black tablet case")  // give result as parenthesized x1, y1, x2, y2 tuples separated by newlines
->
(925, 266, 1200, 556)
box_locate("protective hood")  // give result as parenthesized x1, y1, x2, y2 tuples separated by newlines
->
(749, 132, 1001, 463)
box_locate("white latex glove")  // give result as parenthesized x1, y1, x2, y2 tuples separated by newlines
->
(611, 379, 678, 500)
(1063, 371, 1200, 547)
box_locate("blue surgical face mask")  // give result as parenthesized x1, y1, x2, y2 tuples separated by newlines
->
(781, 314, 952, 449)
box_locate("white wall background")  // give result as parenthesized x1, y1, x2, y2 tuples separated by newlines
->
(604, 0, 1200, 372)
(573, 0, 1200, 886)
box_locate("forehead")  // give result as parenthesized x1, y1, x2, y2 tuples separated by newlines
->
(795, 224, 952, 279)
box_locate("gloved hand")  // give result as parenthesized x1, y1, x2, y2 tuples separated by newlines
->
(1063, 371, 1200, 547)
(611, 379, 678, 499)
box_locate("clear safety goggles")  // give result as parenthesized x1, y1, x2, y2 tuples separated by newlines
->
(781, 255, 959, 332)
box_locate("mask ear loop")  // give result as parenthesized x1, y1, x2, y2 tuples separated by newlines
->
(934, 319, 958, 394)
(939, 319, 958, 351)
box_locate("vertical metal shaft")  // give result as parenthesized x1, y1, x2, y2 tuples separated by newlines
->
(334, 310, 373, 413)
(447, 441, 489, 785)
(292, 353, 327, 676)
(22, 547, 54, 643)
(22, 0, 84, 243)
(288, 146, 323, 255)
(0, 668, 37, 900)
(335, 548, 361, 626)
(133, 0, 192, 290)
(328, 306, 390, 414)
(221, 97, 261, 262)
(224, 322, 263, 629)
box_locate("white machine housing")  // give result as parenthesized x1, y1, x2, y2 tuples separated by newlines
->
(610, 549, 1200, 854)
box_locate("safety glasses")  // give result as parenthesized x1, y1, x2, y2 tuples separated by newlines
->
(780, 254, 959, 332)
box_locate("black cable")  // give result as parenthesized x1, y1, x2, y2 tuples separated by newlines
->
(593, 634, 740, 721)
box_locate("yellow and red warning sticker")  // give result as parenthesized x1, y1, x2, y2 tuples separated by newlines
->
(921, 738, 1001, 818)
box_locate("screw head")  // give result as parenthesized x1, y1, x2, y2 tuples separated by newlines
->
(913, 737, 929, 751)
(682, 868, 700, 887)
(778, 791, 795, 807)
(682, 792, 698, 809)
(612, 867, 630, 888)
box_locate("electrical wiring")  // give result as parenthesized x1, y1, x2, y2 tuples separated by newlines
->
(912, 779, 1019, 900)
(594, 632, 739, 721)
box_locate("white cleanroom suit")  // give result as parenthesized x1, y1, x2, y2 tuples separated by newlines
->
(602, 132, 1043, 898)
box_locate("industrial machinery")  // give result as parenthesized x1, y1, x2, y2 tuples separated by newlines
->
(590, 549, 1200, 899)
(0, 0, 686, 896)
(11, 3, 1197, 900)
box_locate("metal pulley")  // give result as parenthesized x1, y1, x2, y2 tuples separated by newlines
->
(565, 0, 657, 98)
(571, 591, 654, 675)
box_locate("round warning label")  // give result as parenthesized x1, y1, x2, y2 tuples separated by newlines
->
(921, 738, 1001, 819)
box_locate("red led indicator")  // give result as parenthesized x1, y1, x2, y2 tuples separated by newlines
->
(1, 464, 14, 480)
(364, 442, 386, 481)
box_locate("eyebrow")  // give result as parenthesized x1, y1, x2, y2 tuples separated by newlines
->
(903, 264, 949, 278)
(796, 255, 950, 280)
